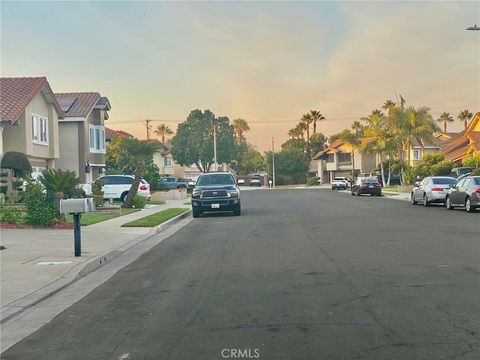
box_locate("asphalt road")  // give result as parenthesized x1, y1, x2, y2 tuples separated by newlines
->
(2, 189, 479, 360)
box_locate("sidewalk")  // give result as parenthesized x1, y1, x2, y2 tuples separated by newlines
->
(0, 199, 190, 324)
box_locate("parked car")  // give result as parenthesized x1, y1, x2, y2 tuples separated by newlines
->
(411, 176, 456, 206)
(351, 178, 382, 196)
(445, 175, 480, 213)
(250, 175, 262, 187)
(451, 167, 475, 178)
(159, 177, 189, 190)
(82, 175, 151, 202)
(191, 172, 241, 217)
(237, 179, 246, 185)
(331, 177, 349, 190)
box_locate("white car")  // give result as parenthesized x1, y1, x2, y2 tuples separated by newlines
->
(331, 177, 349, 190)
(249, 176, 262, 187)
(237, 179, 246, 185)
(82, 175, 151, 202)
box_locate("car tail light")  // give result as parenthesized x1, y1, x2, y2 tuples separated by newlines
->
(431, 188, 444, 192)
(475, 188, 480, 193)
(139, 185, 148, 190)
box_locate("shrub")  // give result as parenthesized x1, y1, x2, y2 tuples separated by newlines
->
(306, 176, 320, 186)
(462, 154, 480, 168)
(0, 206, 22, 224)
(133, 194, 148, 209)
(24, 180, 57, 226)
(431, 160, 455, 176)
(93, 194, 104, 207)
(39, 169, 80, 198)
(0, 186, 7, 194)
(472, 168, 480, 176)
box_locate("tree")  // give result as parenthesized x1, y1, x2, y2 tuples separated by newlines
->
(231, 145, 266, 175)
(121, 138, 162, 208)
(309, 133, 327, 157)
(171, 109, 237, 172)
(300, 113, 313, 157)
(458, 110, 473, 130)
(382, 100, 397, 115)
(437, 112, 454, 133)
(39, 169, 80, 212)
(154, 123, 174, 143)
(233, 118, 250, 144)
(266, 148, 310, 184)
(106, 137, 136, 174)
(281, 138, 306, 152)
(309, 110, 325, 134)
(351, 120, 364, 137)
(337, 129, 361, 179)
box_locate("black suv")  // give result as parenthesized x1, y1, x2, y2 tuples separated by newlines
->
(191, 172, 241, 217)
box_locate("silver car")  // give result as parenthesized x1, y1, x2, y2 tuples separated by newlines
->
(445, 175, 480, 213)
(411, 176, 457, 207)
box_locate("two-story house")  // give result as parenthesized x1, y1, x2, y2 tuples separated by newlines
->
(441, 112, 480, 163)
(312, 139, 377, 183)
(151, 142, 185, 178)
(54, 92, 111, 183)
(0, 77, 62, 177)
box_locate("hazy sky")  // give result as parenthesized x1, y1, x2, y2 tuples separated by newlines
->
(1, 1, 479, 151)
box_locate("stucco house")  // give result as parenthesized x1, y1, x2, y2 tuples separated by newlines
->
(0, 77, 62, 178)
(441, 112, 480, 163)
(312, 139, 377, 183)
(54, 92, 111, 183)
(151, 142, 185, 178)
(404, 139, 442, 167)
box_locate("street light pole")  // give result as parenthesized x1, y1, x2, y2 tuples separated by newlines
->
(272, 137, 276, 188)
(213, 122, 218, 171)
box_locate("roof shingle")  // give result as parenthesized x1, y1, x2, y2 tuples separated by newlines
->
(54, 92, 100, 118)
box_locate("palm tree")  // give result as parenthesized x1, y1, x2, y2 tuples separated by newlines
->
(458, 110, 473, 130)
(301, 113, 313, 157)
(121, 138, 162, 208)
(233, 118, 250, 144)
(154, 123, 174, 143)
(288, 128, 297, 139)
(309, 110, 325, 134)
(437, 112, 454, 133)
(39, 169, 80, 212)
(351, 120, 364, 137)
(296, 122, 307, 140)
(382, 100, 396, 115)
(337, 129, 361, 180)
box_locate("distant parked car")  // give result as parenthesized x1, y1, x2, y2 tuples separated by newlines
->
(250, 175, 262, 187)
(237, 179, 246, 185)
(82, 175, 151, 202)
(445, 175, 480, 213)
(331, 177, 349, 190)
(159, 177, 188, 190)
(351, 178, 382, 196)
(411, 176, 456, 206)
(451, 167, 475, 178)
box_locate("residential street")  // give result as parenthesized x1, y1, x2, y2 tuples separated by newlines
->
(2, 189, 479, 360)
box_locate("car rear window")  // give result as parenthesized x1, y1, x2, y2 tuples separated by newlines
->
(333, 178, 346, 181)
(474, 177, 480, 185)
(197, 174, 235, 186)
(362, 179, 379, 184)
(432, 178, 456, 185)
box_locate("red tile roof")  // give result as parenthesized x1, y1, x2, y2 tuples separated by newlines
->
(441, 112, 479, 161)
(105, 127, 134, 140)
(55, 92, 100, 118)
(0, 77, 63, 124)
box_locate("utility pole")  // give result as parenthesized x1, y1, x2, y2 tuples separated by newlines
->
(213, 121, 218, 172)
(144, 120, 153, 140)
(272, 137, 276, 188)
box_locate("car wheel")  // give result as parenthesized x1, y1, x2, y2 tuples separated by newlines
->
(233, 203, 241, 216)
(192, 208, 202, 218)
(351, 190, 355, 196)
(356, 190, 360, 196)
(411, 193, 417, 205)
(423, 195, 429, 207)
(465, 197, 476, 213)
(445, 196, 454, 210)
(121, 192, 128, 202)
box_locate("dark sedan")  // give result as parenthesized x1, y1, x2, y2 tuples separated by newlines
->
(191, 172, 241, 218)
(445, 175, 480, 213)
(351, 178, 382, 196)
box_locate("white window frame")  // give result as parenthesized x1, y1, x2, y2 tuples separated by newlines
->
(89, 125, 106, 153)
(164, 157, 172, 167)
(32, 114, 49, 146)
(413, 149, 421, 161)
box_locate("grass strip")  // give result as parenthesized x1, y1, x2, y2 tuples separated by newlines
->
(121, 208, 188, 227)
(66, 208, 139, 226)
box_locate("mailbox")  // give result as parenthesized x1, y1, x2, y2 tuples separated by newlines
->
(59, 198, 95, 257)
(60, 198, 96, 214)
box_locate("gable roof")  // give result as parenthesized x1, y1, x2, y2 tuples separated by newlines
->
(54, 92, 101, 119)
(0, 77, 63, 124)
(441, 112, 479, 161)
(105, 127, 134, 141)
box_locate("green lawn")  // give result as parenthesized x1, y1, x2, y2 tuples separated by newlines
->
(66, 208, 139, 226)
(122, 208, 188, 227)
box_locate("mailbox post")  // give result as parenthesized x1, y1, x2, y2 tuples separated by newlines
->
(60, 198, 96, 257)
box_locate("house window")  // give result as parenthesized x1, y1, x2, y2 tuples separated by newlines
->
(32, 115, 48, 145)
(164, 157, 172, 167)
(337, 152, 352, 163)
(413, 149, 421, 161)
(326, 154, 334, 163)
(89, 125, 106, 153)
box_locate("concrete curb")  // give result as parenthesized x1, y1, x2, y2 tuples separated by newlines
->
(0, 208, 192, 325)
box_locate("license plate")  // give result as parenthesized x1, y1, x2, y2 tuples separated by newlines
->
(211, 204, 220, 209)
(369, 185, 374, 188)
